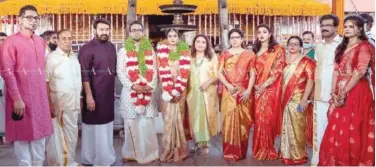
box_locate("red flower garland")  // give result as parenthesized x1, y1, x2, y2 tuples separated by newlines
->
(125, 48, 154, 113)
(156, 42, 190, 101)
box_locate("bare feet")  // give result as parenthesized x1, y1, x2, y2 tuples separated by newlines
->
(200, 147, 209, 156)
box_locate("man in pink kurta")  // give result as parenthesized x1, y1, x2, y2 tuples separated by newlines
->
(0, 5, 53, 166)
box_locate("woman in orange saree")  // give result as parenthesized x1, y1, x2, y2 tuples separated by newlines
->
(318, 16, 375, 166)
(280, 36, 315, 165)
(218, 29, 256, 161)
(252, 24, 286, 160)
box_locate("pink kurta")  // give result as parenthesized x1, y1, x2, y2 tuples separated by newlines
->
(0, 32, 53, 142)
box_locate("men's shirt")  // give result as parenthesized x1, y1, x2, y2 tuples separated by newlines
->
(46, 47, 82, 111)
(314, 35, 342, 102)
(366, 31, 375, 46)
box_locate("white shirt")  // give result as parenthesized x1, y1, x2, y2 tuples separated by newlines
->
(45, 47, 50, 57)
(314, 35, 342, 102)
(116, 47, 158, 119)
(46, 48, 82, 111)
(366, 31, 375, 46)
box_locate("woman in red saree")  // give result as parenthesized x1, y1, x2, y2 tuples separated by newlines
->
(252, 24, 286, 160)
(318, 16, 375, 166)
(280, 36, 315, 165)
(218, 29, 256, 161)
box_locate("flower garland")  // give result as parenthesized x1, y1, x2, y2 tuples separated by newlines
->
(157, 40, 191, 102)
(124, 37, 154, 114)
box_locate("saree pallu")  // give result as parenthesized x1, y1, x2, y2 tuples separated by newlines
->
(219, 50, 255, 161)
(160, 95, 188, 162)
(305, 103, 313, 147)
(319, 41, 375, 166)
(280, 56, 315, 165)
(253, 45, 285, 160)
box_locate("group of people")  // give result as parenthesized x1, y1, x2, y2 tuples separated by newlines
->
(0, 4, 375, 166)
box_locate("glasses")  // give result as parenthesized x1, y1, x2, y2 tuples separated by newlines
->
(131, 29, 143, 33)
(22, 15, 40, 22)
(320, 24, 334, 28)
(230, 36, 241, 40)
(288, 43, 300, 47)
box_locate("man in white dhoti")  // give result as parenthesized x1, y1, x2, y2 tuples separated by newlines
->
(45, 29, 82, 166)
(117, 21, 159, 164)
(78, 18, 117, 166)
(311, 14, 342, 165)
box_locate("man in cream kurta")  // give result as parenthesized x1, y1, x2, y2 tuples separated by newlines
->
(117, 21, 159, 164)
(311, 14, 342, 165)
(45, 30, 82, 166)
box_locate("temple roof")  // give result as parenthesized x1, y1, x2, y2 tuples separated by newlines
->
(0, 0, 330, 16)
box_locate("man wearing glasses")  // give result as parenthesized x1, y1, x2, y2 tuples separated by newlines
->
(311, 14, 342, 165)
(117, 21, 160, 164)
(0, 5, 53, 166)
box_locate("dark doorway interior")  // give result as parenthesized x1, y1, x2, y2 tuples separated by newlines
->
(148, 15, 174, 45)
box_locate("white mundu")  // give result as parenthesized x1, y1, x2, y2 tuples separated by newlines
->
(45, 48, 82, 166)
(117, 47, 160, 164)
(311, 35, 342, 165)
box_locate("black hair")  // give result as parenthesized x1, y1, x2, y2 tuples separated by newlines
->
(40, 30, 57, 40)
(335, 15, 368, 63)
(302, 31, 315, 39)
(0, 32, 7, 37)
(287, 36, 303, 47)
(129, 20, 144, 31)
(19, 5, 38, 16)
(228, 28, 246, 49)
(360, 13, 374, 25)
(165, 28, 180, 38)
(93, 18, 110, 29)
(253, 24, 278, 53)
(320, 14, 339, 27)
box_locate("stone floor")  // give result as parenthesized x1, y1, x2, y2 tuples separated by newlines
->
(0, 131, 312, 166)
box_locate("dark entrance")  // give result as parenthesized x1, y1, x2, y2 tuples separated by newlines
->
(148, 15, 174, 46)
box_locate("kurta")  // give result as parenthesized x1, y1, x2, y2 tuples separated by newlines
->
(117, 48, 158, 119)
(117, 47, 159, 164)
(186, 54, 219, 145)
(280, 56, 315, 165)
(252, 45, 285, 160)
(79, 39, 117, 125)
(219, 50, 255, 161)
(0, 32, 53, 142)
(45, 48, 82, 166)
(319, 41, 375, 166)
(312, 35, 342, 165)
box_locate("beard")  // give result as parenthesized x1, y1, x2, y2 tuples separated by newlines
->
(48, 43, 57, 51)
(96, 34, 109, 43)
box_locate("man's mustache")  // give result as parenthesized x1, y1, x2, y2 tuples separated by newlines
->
(321, 30, 329, 33)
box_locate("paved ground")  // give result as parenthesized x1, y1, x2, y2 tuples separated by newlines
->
(0, 129, 312, 166)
